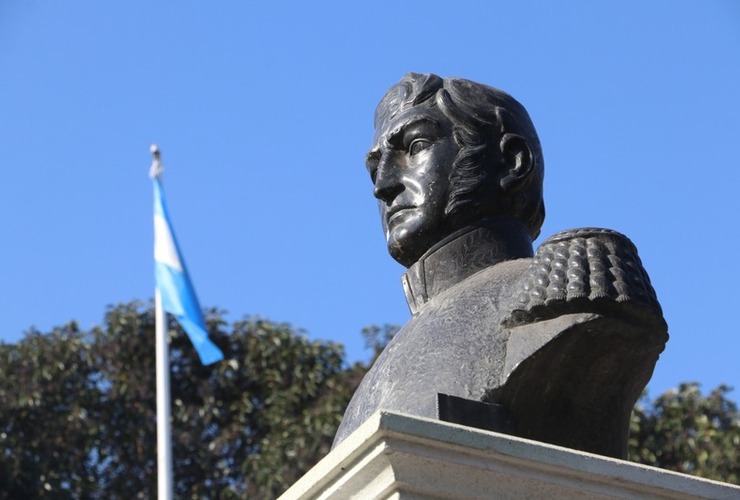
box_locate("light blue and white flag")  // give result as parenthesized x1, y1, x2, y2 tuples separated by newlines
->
(152, 176, 223, 365)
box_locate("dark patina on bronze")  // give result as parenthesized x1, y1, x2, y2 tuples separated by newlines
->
(334, 74, 668, 459)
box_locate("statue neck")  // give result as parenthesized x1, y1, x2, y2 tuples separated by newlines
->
(401, 218, 534, 314)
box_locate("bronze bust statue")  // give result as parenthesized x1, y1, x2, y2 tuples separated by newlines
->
(333, 73, 668, 459)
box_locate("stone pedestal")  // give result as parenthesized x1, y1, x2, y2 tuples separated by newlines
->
(280, 411, 739, 499)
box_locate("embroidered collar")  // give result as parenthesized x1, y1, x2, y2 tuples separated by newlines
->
(401, 219, 533, 314)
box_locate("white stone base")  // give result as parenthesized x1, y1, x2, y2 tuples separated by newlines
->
(280, 411, 740, 499)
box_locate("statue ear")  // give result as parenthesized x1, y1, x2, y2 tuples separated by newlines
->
(499, 133, 533, 191)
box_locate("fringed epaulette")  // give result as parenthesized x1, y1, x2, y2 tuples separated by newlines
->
(504, 228, 662, 326)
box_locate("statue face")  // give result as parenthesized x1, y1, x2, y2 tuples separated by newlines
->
(366, 105, 460, 267)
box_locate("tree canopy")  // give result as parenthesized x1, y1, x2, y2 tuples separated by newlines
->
(0, 303, 363, 498)
(0, 302, 737, 498)
(629, 382, 740, 484)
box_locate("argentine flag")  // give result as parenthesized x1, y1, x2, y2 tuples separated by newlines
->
(153, 177, 223, 365)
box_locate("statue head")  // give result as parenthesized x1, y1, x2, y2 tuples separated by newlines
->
(366, 73, 545, 267)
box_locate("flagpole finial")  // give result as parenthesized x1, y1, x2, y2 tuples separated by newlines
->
(149, 144, 163, 179)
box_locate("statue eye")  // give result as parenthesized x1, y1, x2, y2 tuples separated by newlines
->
(409, 138, 432, 155)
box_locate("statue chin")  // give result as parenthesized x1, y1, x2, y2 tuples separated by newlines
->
(385, 222, 437, 268)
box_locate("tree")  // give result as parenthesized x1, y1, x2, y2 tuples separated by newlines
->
(0, 323, 103, 497)
(0, 302, 363, 498)
(629, 382, 740, 484)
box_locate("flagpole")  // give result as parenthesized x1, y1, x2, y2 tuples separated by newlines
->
(152, 145, 173, 500)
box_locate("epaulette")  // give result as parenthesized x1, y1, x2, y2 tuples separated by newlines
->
(505, 228, 662, 325)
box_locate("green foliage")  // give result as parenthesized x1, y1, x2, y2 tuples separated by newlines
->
(0, 302, 362, 498)
(0, 324, 103, 497)
(629, 382, 740, 484)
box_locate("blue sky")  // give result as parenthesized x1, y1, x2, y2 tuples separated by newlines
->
(1, 1, 738, 397)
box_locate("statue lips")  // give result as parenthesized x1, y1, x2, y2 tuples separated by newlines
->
(387, 206, 416, 227)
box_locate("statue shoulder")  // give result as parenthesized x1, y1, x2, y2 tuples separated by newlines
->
(504, 228, 663, 325)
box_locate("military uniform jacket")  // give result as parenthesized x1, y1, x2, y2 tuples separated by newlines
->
(333, 225, 667, 457)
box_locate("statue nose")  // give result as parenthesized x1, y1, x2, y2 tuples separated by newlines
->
(373, 157, 403, 203)
(373, 177, 403, 203)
